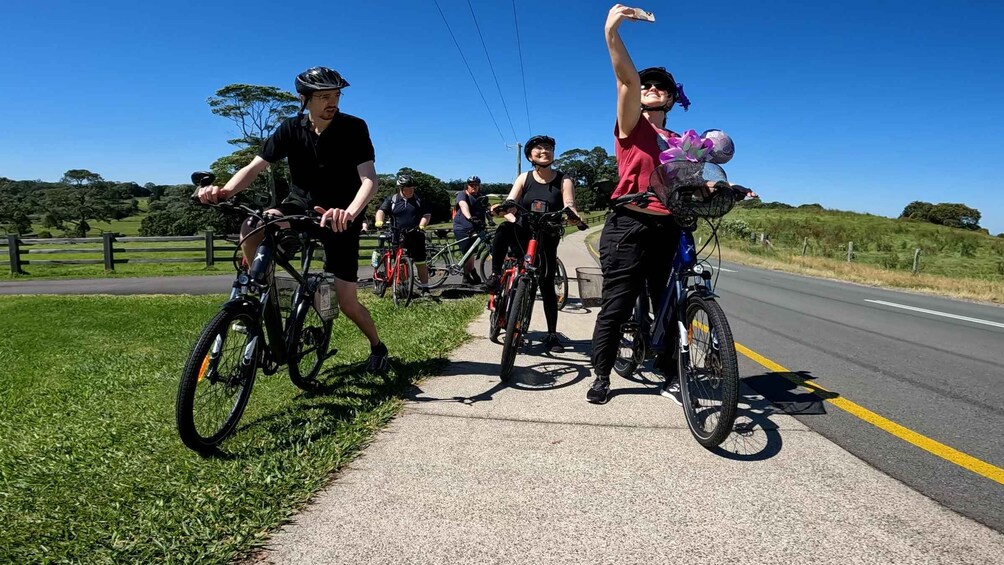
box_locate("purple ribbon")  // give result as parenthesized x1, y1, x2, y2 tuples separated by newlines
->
(676, 83, 691, 111)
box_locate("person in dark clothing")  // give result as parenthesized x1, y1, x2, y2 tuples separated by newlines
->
(488, 134, 583, 353)
(375, 174, 432, 292)
(453, 175, 488, 285)
(195, 66, 389, 374)
(586, 6, 691, 403)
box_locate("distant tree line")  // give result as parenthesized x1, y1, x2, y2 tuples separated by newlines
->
(900, 201, 983, 231)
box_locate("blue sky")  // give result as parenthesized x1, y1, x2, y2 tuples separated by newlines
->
(2, 0, 1003, 233)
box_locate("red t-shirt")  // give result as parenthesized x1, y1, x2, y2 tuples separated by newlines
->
(612, 119, 678, 215)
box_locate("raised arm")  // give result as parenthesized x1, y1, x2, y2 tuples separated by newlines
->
(196, 156, 270, 203)
(606, 4, 643, 139)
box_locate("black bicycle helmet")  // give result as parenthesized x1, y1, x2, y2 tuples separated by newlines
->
(466, 175, 481, 184)
(524, 134, 556, 161)
(295, 66, 350, 95)
(396, 174, 415, 188)
(638, 67, 677, 112)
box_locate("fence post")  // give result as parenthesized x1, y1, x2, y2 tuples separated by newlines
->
(7, 235, 22, 274)
(205, 231, 215, 268)
(102, 232, 115, 271)
(801, 237, 808, 256)
(751, 232, 756, 244)
(912, 248, 921, 274)
(847, 241, 853, 262)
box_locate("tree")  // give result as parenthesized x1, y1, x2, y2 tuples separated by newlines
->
(927, 203, 981, 230)
(900, 201, 933, 221)
(553, 147, 619, 210)
(41, 170, 125, 237)
(207, 84, 298, 204)
(0, 178, 34, 234)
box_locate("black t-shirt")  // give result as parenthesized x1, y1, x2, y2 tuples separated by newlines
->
(519, 170, 565, 214)
(259, 112, 375, 210)
(453, 190, 486, 232)
(378, 194, 428, 230)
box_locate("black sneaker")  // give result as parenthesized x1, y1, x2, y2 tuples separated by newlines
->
(543, 333, 564, 353)
(586, 376, 610, 404)
(468, 271, 483, 285)
(485, 273, 500, 294)
(660, 377, 682, 406)
(365, 343, 390, 375)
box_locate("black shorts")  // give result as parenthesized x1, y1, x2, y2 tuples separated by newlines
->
(454, 229, 477, 255)
(243, 202, 362, 283)
(403, 230, 427, 263)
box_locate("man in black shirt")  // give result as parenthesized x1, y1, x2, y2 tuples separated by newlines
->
(374, 175, 432, 292)
(196, 66, 389, 373)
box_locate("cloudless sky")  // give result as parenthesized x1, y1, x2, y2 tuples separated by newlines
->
(2, 0, 1003, 234)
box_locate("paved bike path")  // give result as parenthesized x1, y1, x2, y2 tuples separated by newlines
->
(257, 227, 1004, 564)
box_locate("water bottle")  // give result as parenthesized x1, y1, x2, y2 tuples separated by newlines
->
(371, 250, 380, 268)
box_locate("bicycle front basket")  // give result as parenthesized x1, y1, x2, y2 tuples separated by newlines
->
(649, 161, 737, 219)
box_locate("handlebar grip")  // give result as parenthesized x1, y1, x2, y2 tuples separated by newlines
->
(191, 171, 216, 188)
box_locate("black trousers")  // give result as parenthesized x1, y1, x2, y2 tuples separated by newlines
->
(493, 221, 561, 333)
(590, 209, 680, 377)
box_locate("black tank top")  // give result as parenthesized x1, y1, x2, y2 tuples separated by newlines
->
(519, 170, 565, 214)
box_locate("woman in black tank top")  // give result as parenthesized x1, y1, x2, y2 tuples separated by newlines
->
(488, 134, 581, 353)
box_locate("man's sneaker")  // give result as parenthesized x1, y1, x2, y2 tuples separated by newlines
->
(660, 377, 683, 406)
(586, 376, 610, 404)
(484, 273, 500, 294)
(468, 271, 483, 285)
(365, 343, 390, 375)
(543, 333, 564, 353)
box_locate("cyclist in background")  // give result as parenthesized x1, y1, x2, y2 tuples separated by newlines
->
(195, 66, 389, 374)
(587, 6, 692, 403)
(375, 175, 433, 293)
(453, 175, 487, 285)
(488, 134, 582, 353)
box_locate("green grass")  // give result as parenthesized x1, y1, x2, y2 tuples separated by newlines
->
(0, 294, 483, 563)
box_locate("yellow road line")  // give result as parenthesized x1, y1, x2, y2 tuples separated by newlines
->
(734, 342, 1004, 486)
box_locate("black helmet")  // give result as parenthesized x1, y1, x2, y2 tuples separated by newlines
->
(638, 67, 678, 112)
(396, 174, 415, 188)
(466, 175, 481, 184)
(295, 66, 350, 95)
(524, 135, 556, 161)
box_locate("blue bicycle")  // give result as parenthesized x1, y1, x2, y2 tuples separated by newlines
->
(612, 160, 755, 447)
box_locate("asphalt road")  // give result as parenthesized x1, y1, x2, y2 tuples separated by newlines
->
(714, 262, 1004, 531)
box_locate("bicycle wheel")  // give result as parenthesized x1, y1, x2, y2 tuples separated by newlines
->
(478, 251, 493, 283)
(176, 305, 259, 453)
(500, 277, 532, 382)
(678, 295, 740, 448)
(287, 288, 333, 392)
(487, 276, 509, 343)
(425, 246, 451, 289)
(554, 258, 569, 310)
(392, 256, 415, 307)
(372, 260, 387, 297)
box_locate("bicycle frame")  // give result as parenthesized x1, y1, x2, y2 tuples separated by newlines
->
(642, 228, 712, 356)
(429, 229, 492, 273)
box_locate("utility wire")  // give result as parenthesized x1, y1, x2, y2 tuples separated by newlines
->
(431, 0, 508, 145)
(511, 0, 532, 136)
(465, 0, 519, 143)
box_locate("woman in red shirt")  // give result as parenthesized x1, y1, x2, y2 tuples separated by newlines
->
(587, 5, 691, 404)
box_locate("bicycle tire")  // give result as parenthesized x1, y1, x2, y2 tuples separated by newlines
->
(500, 277, 531, 382)
(554, 258, 569, 310)
(287, 284, 333, 392)
(176, 305, 259, 453)
(678, 295, 740, 448)
(372, 260, 387, 297)
(425, 246, 451, 289)
(392, 256, 415, 307)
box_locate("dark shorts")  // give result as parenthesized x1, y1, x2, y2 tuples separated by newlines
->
(454, 229, 477, 255)
(403, 230, 427, 263)
(242, 202, 362, 283)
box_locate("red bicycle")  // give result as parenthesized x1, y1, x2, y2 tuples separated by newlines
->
(371, 225, 415, 307)
(488, 199, 584, 381)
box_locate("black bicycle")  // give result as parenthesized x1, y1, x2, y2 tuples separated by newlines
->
(176, 172, 339, 453)
(612, 160, 755, 447)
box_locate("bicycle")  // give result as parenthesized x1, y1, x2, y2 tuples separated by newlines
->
(611, 160, 755, 448)
(489, 200, 585, 381)
(371, 225, 415, 307)
(176, 172, 339, 453)
(424, 225, 495, 289)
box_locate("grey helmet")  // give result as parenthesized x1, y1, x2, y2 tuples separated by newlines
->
(295, 66, 350, 95)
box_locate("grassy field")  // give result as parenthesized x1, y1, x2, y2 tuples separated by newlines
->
(0, 294, 484, 563)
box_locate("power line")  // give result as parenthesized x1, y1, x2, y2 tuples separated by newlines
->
(465, 0, 519, 143)
(511, 0, 532, 137)
(431, 0, 508, 145)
